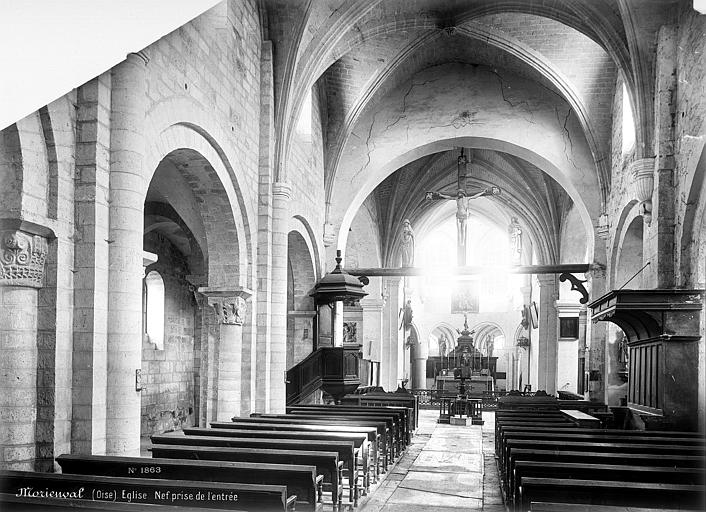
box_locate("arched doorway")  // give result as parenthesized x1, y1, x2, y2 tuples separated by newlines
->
(286, 230, 317, 369)
(141, 147, 243, 441)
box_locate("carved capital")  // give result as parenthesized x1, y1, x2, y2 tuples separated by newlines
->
(209, 296, 247, 325)
(0, 230, 49, 288)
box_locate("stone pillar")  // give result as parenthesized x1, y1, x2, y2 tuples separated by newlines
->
(411, 339, 428, 390)
(586, 266, 608, 402)
(269, 182, 291, 413)
(0, 227, 50, 470)
(382, 277, 401, 391)
(106, 52, 148, 455)
(536, 275, 559, 395)
(577, 306, 588, 395)
(199, 289, 251, 421)
(361, 297, 383, 386)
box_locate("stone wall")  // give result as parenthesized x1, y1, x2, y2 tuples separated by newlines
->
(141, 233, 196, 436)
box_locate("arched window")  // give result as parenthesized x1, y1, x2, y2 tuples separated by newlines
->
(144, 270, 165, 350)
(621, 82, 635, 155)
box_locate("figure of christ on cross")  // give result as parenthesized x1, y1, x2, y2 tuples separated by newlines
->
(425, 149, 501, 265)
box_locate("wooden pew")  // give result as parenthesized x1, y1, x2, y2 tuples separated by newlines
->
(512, 461, 705, 506)
(183, 427, 371, 493)
(0, 493, 238, 511)
(531, 503, 694, 512)
(502, 439, 705, 489)
(506, 448, 706, 504)
(287, 405, 411, 443)
(148, 445, 343, 510)
(254, 414, 392, 471)
(284, 408, 403, 454)
(150, 434, 360, 506)
(0, 470, 296, 512)
(56, 454, 322, 510)
(215, 420, 380, 482)
(518, 477, 705, 511)
(499, 431, 705, 476)
(291, 404, 413, 441)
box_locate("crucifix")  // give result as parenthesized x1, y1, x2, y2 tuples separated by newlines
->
(425, 148, 501, 265)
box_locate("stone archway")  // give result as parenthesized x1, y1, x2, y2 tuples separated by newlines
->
(142, 146, 247, 441)
(287, 230, 317, 369)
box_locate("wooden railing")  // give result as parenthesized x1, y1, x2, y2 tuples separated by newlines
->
(410, 389, 537, 409)
(286, 345, 361, 405)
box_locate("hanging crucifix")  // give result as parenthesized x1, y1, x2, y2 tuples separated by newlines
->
(425, 148, 501, 265)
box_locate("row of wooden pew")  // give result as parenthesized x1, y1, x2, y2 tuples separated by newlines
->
(494, 403, 706, 511)
(0, 402, 415, 512)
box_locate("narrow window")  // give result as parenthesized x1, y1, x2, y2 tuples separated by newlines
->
(144, 270, 165, 350)
(621, 82, 635, 154)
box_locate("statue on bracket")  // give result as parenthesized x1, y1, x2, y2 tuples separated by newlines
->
(400, 219, 415, 267)
(508, 216, 522, 265)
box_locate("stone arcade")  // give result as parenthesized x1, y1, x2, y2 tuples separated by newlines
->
(1, 1, 705, 510)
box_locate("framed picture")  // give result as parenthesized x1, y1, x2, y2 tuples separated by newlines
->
(530, 301, 539, 329)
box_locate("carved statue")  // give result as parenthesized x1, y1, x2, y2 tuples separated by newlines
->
(438, 333, 448, 358)
(508, 216, 523, 264)
(399, 299, 413, 330)
(400, 219, 415, 267)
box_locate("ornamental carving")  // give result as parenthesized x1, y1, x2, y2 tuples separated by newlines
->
(210, 296, 247, 325)
(0, 230, 49, 287)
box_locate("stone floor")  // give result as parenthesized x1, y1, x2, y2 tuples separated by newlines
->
(358, 409, 505, 512)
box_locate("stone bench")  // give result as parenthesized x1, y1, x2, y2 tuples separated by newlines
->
(0, 470, 296, 512)
(151, 433, 360, 506)
(56, 454, 322, 511)
(149, 445, 344, 510)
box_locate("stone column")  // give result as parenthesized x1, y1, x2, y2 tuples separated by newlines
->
(361, 297, 383, 383)
(333, 301, 344, 347)
(106, 52, 148, 455)
(381, 277, 401, 391)
(269, 182, 291, 413)
(586, 265, 608, 402)
(577, 306, 588, 395)
(0, 226, 50, 470)
(199, 289, 251, 421)
(536, 275, 559, 395)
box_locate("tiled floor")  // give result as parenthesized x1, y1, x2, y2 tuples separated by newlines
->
(359, 409, 505, 512)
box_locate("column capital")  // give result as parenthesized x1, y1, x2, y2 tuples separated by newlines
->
(0, 223, 52, 288)
(272, 182, 292, 200)
(128, 51, 150, 65)
(198, 287, 253, 326)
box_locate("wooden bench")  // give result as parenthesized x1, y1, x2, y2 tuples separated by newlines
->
(254, 414, 392, 470)
(148, 445, 343, 510)
(56, 454, 322, 510)
(297, 404, 414, 441)
(499, 431, 706, 475)
(512, 460, 705, 506)
(183, 427, 371, 493)
(0, 470, 296, 512)
(518, 477, 705, 511)
(284, 408, 404, 454)
(150, 434, 360, 506)
(342, 392, 419, 429)
(0, 493, 238, 511)
(531, 502, 693, 512)
(215, 420, 380, 482)
(560, 409, 601, 428)
(502, 439, 705, 487)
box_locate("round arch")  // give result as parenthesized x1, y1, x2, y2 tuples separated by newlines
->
(286, 229, 318, 369)
(144, 99, 255, 289)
